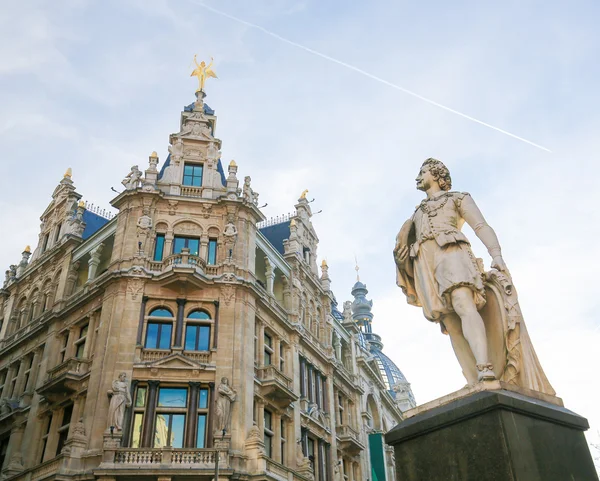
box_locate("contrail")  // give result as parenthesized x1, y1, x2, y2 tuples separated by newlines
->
(189, 0, 552, 153)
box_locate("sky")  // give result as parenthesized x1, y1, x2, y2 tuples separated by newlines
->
(1, 0, 599, 465)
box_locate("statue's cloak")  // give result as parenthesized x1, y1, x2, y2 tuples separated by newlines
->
(395, 219, 556, 397)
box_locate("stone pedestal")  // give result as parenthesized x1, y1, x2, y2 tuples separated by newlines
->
(385, 388, 598, 481)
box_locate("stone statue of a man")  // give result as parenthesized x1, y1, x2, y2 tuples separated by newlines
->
(394, 158, 501, 382)
(394, 158, 555, 394)
(107, 372, 132, 431)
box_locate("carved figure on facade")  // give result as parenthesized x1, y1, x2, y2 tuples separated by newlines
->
(121, 165, 142, 190)
(190, 55, 217, 92)
(215, 377, 236, 434)
(168, 137, 184, 161)
(394, 158, 555, 395)
(242, 176, 259, 205)
(107, 372, 132, 431)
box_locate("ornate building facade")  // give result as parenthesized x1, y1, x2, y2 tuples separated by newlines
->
(0, 89, 415, 481)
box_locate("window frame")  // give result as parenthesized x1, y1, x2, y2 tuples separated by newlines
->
(144, 308, 175, 351)
(264, 332, 273, 366)
(74, 323, 89, 359)
(153, 233, 165, 261)
(153, 387, 188, 448)
(207, 238, 217, 265)
(264, 409, 273, 459)
(184, 310, 213, 352)
(182, 163, 204, 187)
(172, 236, 200, 256)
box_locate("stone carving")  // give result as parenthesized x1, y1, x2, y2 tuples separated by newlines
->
(168, 200, 178, 215)
(127, 277, 144, 300)
(221, 284, 235, 306)
(168, 137, 184, 161)
(215, 377, 236, 433)
(342, 301, 352, 321)
(296, 442, 315, 479)
(394, 158, 555, 395)
(107, 372, 132, 431)
(247, 423, 262, 441)
(137, 214, 152, 231)
(223, 222, 238, 239)
(121, 165, 142, 190)
(242, 176, 259, 205)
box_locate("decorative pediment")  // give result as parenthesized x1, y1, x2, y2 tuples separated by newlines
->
(144, 352, 207, 369)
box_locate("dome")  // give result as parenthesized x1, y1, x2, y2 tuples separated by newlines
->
(371, 348, 416, 406)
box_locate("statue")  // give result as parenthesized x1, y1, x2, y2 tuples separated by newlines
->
(190, 55, 217, 92)
(300, 189, 309, 199)
(107, 372, 132, 431)
(122, 166, 142, 190)
(215, 377, 236, 433)
(394, 158, 555, 394)
(242, 176, 254, 203)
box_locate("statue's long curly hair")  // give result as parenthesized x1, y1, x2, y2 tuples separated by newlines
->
(422, 158, 452, 191)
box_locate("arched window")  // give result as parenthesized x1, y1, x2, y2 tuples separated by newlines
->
(145, 308, 174, 350)
(184, 310, 212, 351)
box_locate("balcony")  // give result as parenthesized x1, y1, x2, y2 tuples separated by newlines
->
(336, 425, 365, 455)
(256, 365, 297, 408)
(99, 448, 227, 474)
(37, 357, 91, 402)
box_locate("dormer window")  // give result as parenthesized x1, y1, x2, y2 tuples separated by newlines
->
(42, 233, 50, 253)
(183, 163, 203, 187)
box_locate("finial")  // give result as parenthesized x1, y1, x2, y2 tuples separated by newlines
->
(150, 151, 158, 158)
(290, 218, 296, 227)
(64, 167, 72, 178)
(321, 259, 328, 269)
(355, 255, 360, 281)
(190, 55, 218, 93)
(300, 189, 309, 200)
(78, 200, 86, 208)
(229, 159, 237, 167)
(24, 245, 31, 253)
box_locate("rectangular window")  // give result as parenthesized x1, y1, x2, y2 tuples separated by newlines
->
(183, 163, 203, 187)
(0, 437, 9, 474)
(145, 323, 172, 349)
(279, 344, 285, 372)
(280, 418, 286, 464)
(59, 334, 68, 364)
(173, 236, 200, 256)
(184, 325, 211, 351)
(22, 356, 34, 392)
(153, 234, 165, 261)
(135, 387, 147, 407)
(75, 323, 88, 359)
(264, 333, 273, 366)
(154, 413, 185, 448)
(131, 413, 144, 448)
(264, 409, 273, 458)
(39, 414, 52, 463)
(198, 388, 209, 409)
(56, 403, 73, 455)
(158, 388, 188, 407)
(42, 233, 50, 253)
(207, 239, 217, 265)
(196, 414, 207, 448)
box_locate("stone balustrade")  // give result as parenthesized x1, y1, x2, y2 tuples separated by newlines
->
(184, 351, 211, 363)
(140, 349, 212, 364)
(257, 365, 292, 390)
(113, 448, 218, 466)
(46, 357, 90, 382)
(337, 424, 360, 441)
(180, 186, 204, 198)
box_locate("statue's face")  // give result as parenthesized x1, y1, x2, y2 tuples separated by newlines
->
(119, 373, 126, 381)
(416, 165, 435, 191)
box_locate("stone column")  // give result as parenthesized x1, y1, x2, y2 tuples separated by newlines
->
(136, 296, 149, 345)
(265, 258, 275, 295)
(199, 235, 209, 260)
(1, 365, 16, 399)
(185, 382, 200, 448)
(121, 380, 137, 447)
(141, 380, 159, 447)
(13, 359, 28, 399)
(273, 412, 281, 461)
(87, 243, 104, 281)
(42, 409, 62, 462)
(3, 422, 25, 476)
(24, 350, 41, 393)
(257, 322, 265, 367)
(174, 298, 186, 348)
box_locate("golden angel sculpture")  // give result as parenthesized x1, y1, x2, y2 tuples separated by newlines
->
(394, 158, 555, 396)
(190, 55, 217, 92)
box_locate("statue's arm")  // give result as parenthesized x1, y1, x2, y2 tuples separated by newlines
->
(460, 194, 506, 269)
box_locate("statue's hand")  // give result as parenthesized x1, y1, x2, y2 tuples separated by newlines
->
(394, 245, 409, 263)
(491, 255, 507, 272)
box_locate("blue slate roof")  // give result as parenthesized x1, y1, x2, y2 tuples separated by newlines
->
(158, 153, 171, 180)
(259, 221, 291, 256)
(184, 102, 214, 115)
(82, 210, 110, 240)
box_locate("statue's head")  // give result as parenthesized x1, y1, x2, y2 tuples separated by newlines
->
(200, 61, 206, 67)
(221, 376, 229, 385)
(417, 158, 452, 191)
(119, 372, 127, 381)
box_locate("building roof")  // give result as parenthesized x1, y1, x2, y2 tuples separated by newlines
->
(82, 209, 110, 240)
(259, 221, 291, 256)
